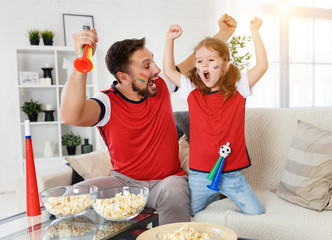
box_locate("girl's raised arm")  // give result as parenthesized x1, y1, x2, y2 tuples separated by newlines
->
(247, 17, 268, 88)
(163, 24, 183, 88)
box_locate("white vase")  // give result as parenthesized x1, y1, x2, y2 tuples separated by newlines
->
(43, 141, 54, 158)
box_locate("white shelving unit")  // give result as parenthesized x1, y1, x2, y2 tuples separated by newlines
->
(15, 46, 100, 175)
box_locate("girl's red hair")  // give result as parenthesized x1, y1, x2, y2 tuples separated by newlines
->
(188, 38, 240, 100)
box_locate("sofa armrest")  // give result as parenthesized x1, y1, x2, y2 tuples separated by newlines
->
(15, 166, 73, 212)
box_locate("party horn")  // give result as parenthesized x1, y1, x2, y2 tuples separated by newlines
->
(207, 156, 222, 181)
(207, 157, 226, 191)
(74, 44, 94, 73)
(25, 120, 41, 216)
(207, 142, 231, 191)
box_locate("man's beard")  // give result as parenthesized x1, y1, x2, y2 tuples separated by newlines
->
(131, 79, 157, 98)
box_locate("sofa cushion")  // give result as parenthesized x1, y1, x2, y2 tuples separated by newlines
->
(179, 135, 190, 174)
(276, 120, 332, 211)
(174, 111, 190, 142)
(64, 149, 112, 180)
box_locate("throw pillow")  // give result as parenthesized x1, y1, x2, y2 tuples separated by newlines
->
(64, 149, 112, 180)
(179, 135, 190, 174)
(276, 120, 332, 211)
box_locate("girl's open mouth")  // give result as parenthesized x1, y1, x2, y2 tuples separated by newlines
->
(203, 70, 210, 81)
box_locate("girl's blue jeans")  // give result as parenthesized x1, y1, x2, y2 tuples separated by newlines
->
(189, 169, 265, 216)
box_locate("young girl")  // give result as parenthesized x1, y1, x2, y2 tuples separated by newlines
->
(163, 17, 268, 216)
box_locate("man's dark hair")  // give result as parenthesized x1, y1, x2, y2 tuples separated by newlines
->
(105, 38, 146, 82)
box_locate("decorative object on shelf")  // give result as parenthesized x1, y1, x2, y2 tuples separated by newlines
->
(21, 99, 43, 122)
(63, 14, 94, 47)
(62, 131, 82, 155)
(19, 72, 39, 85)
(44, 110, 55, 121)
(27, 29, 40, 45)
(81, 138, 93, 154)
(44, 105, 55, 121)
(41, 30, 54, 46)
(41, 63, 54, 85)
(39, 77, 52, 86)
(43, 140, 54, 158)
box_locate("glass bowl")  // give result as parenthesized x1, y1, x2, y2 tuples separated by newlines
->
(40, 185, 98, 218)
(156, 224, 222, 240)
(90, 186, 149, 221)
(94, 221, 134, 240)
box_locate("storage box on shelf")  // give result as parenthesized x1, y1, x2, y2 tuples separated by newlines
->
(15, 46, 100, 176)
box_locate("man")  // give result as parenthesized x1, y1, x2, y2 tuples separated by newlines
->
(60, 14, 236, 225)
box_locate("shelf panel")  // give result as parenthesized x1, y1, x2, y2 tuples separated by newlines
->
(20, 121, 60, 126)
(18, 85, 57, 89)
(17, 45, 74, 53)
(58, 84, 95, 88)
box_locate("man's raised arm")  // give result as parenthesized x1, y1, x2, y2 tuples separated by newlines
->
(60, 29, 101, 127)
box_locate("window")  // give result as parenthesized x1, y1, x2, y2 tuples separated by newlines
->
(247, 0, 332, 108)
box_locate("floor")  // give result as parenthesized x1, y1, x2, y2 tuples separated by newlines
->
(0, 191, 19, 220)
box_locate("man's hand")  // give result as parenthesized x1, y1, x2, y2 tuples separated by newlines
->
(72, 28, 98, 57)
(166, 24, 183, 40)
(250, 17, 263, 32)
(216, 14, 237, 41)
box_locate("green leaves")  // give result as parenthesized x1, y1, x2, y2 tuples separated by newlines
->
(27, 29, 54, 41)
(21, 99, 43, 115)
(228, 35, 252, 71)
(27, 29, 40, 40)
(62, 131, 82, 147)
(41, 30, 54, 41)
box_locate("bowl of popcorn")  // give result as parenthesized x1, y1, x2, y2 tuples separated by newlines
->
(156, 224, 222, 240)
(40, 185, 98, 218)
(90, 186, 149, 221)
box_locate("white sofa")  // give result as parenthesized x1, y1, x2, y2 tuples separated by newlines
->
(15, 108, 332, 240)
(192, 108, 332, 240)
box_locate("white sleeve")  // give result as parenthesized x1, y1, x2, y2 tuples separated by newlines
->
(159, 72, 177, 95)
(90, 92, 111, 127)
(180, 74, 197, 100)
(235, 72, 254, 98)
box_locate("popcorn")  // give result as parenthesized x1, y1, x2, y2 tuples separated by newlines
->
(92, 192, 146, 220)
(160, 225, 214, 240)
(95, 221, 132, 240)
(45, 218, 95, 238)
(44, 194, 92, 216)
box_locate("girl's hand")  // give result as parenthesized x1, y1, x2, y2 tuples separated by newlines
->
(250, 17, 263, 31)
(166, 24, 183, 40)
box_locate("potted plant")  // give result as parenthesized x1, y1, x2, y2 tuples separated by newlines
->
(41, 30, 54, 46)
(27, 29, 40, 45)
(228, 35, 252, 71)
(62, 131, 82, 155)
(21, 99, 43, 122)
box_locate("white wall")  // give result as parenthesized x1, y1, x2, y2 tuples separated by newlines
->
(1, 0, 221, 192)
